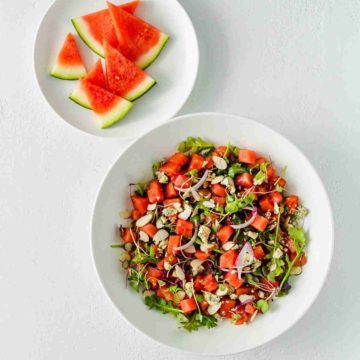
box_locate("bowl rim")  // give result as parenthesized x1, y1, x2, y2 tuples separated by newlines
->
(32, 0, 200, 139)
(90, 112, 334, 356)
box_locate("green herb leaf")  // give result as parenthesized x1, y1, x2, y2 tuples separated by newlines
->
(134, 182, 148, 196)
(228, 163, 246, 178)
(225, 193, 255, 214)
(256, 299, 269, 313)
(288, 227, 306, 255)
(152, 160, 164, 176)
(180, 312, 217, 332)
(178, 137, 215, 154)
(131, 252, 158, 265)
(145, 295, 183, 315)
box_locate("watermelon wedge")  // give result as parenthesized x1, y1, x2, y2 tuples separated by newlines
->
(69, 59, 106, 109)
(50, 33, 86, 80)
(82, 80, 133, 129)
(71, 1, 139, 58)
(108, 1, 169, 69)
(104, 41, 155, 101)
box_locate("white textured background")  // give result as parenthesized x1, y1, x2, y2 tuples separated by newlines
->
(1, 0, 359, 359)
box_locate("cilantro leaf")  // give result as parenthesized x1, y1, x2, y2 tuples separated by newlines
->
(180, 313, 217, 332)
(288, 227, 306, 254)
(144, 295, 183, 315)
(178, 137, 215, 154)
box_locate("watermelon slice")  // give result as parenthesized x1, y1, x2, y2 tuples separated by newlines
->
(104, 41, 155, 101)
(82, 80, 133, 129)
(108, 1, 169, 69)
(71, 1, 139, 58)
(50, 33, 86, 80)
(69, 59, 106, 109)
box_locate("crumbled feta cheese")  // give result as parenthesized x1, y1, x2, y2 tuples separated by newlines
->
(156, 171, 168, 184)
(273, 248, 283, 259)
(203, 291, 220, 306)
(198, 225, 211, 242)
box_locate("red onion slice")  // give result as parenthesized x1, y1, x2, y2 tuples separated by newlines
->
(174, 226, 199, 251)
(175, 170, 209, 193)
(230, 208, 257, 230)
(236, 241, 254, 279)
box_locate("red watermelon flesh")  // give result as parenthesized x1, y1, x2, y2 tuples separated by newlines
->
(69, 59, 106, 109)
(107, 1, 169, 69)
(104, 41, 156, 101)
(85, 59, 106, 88)
(50, 33, 86, 79)
(72, 1, 139, 57)
(81, 80, 133, 128)
(57, 33, 83, 66)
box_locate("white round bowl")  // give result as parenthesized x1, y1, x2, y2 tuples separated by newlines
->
(91, 112, 334, 355)
(33, 0, 198, 139)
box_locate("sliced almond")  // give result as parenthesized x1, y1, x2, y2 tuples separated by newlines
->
(290, 266, 302, 275)
(213, 155, 227, 170)
(153, 229, 169, 243)
(222, 241, 235, 251)
(200, 243, 215, 253)
(156, 217, 165, 229)
(136, 214, 152, 227)
(173, 290, 186, 303)
(211, 175, 224, 184)
(192, 190, 201, 201)
(174, 265, 185, 280)
(184, 244, 196, 254)
(178, 207, 192, 220)
(239, 294, 255, 303)
(207, 303, 221, 315)
(139, 231, 149, 242)
(147, 203, 157, 211)
(119, 210, 132, 219)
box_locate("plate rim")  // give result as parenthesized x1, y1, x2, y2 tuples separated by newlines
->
(90, 111, 334, 356)
(32, 0, 200, 139)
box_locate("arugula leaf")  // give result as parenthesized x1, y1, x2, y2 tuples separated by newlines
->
(145, 295, 183, 315)
(180, 313, 217, 332)
(228, 163, 246, 178)
(225, 193, 255, 214)
(178, 137, 215, 154)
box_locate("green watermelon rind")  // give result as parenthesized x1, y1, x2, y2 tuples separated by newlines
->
(125, 75, 156, 101)
(136, 32, 169, 69)
(98, 99, 134, 129)
(69, 83, 92, 109)
(50, 63, 87, 80)
(71, 17, 105, 58)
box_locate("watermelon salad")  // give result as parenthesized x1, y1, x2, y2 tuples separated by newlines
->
(114, 138, 309, 331)
(50, 1, 169, 129)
